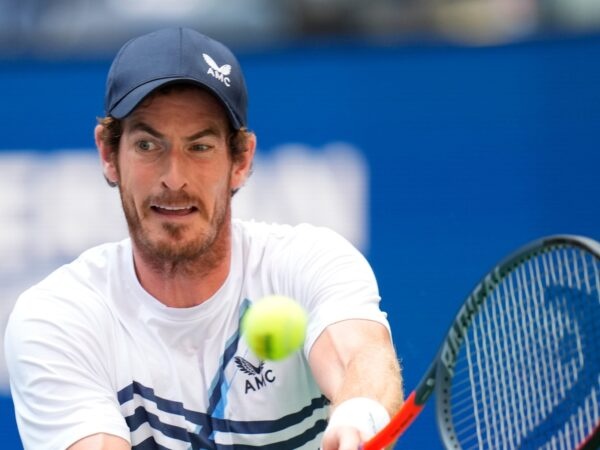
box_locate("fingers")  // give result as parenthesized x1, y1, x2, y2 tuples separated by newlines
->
(321, 425, 364, 450)
(322, 397, 390, 450)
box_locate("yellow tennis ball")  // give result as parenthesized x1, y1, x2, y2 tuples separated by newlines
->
(241, 295, 308, 361)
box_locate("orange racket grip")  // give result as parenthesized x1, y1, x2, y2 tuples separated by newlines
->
(361, 391, 423, 450)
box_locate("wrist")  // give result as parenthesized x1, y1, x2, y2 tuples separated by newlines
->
(326, 397, 390, 439)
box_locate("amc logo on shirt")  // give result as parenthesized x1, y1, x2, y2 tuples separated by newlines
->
(234, 356, 277, 394)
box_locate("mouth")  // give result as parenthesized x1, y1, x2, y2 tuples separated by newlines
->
(150, 204, 198, 217)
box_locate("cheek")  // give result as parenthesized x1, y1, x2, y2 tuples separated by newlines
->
(200, 174, 231, 207)
(118, 162, 152, 203)
(119, 151, 149, 183)
(200, 161, 234, 193)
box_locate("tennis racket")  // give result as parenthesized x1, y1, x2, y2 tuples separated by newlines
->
(364, 235, 600, 450)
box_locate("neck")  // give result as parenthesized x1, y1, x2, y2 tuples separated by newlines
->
(132, 221, 232, 308)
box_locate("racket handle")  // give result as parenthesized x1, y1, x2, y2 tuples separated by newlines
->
(577, 421, 600, 450)
(361, 391, 423, 450)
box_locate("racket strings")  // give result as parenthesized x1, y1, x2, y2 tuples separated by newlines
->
(446, 246, 600, 450)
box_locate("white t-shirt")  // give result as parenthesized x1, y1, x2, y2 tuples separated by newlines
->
(5, 220, 389, 450)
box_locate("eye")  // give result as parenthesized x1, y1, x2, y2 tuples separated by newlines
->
(137, 140, 155, 151)
(190, 143, 213, 152)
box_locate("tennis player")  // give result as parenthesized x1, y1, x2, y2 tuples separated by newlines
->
(4, 28, 402, 450)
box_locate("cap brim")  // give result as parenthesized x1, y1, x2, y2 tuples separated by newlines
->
(109, 77, 243, 129)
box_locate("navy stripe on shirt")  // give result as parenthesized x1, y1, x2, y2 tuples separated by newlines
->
(132, 436, 172, 450)
(131, 420, 327, 450)
(120, 380, 328, 449)
(213, 419, 328, 450)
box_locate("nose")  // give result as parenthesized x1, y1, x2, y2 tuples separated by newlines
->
(160, 149, 189, 191)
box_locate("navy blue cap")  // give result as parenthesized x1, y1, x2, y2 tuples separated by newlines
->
(105, 27, 248, 129)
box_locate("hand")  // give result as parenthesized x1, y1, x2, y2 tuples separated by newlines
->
(321, 424, 366, 450)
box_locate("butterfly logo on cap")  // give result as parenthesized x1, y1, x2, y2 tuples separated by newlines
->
(203, 53, 232, 87)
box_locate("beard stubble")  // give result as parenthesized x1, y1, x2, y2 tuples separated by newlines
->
(119, 184, 232, 278)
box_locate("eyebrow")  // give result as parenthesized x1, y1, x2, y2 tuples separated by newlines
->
(184, 127, 222, 141)
(127, 121, 223, 141)
(128, 122, 164, 139)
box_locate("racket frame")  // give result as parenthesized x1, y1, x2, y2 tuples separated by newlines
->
(363, 234, 600, 450)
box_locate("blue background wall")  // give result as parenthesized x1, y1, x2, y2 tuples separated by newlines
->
(1, 32, 599, 448)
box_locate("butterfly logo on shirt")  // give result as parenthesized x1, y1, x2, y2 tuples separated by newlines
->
(234, 356, 264, 375)
(234, 356, 276, 394)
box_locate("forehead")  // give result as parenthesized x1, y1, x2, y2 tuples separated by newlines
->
(127, 84, 230, 129)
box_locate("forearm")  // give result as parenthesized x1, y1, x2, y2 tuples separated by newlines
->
(328, 342, 403, 450)
(330, 342, 403, 415)
(310, 320, 403, 449)
(68, 433, 131, 450)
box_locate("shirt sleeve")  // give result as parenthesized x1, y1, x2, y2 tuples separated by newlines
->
(4, 288, 131, 450)
(271, 224, 391, 357)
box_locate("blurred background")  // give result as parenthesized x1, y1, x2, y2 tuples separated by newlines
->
(1, 0, 599, 448)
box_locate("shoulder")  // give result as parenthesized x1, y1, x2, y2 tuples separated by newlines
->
(29, 239, 128, 292)
(4, 243, 132, 450)
(232, 219, 368, 277)
(4, 243, 131, 393)
(232, 219, 375, 294)
(7, 240, 129, 337)
(233, 219, 353, 253)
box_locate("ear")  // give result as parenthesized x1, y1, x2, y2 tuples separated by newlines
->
(230, 132, 257, 192)
(95, 124, 119, 186)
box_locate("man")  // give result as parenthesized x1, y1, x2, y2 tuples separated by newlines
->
(5, 28, 402, 449)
